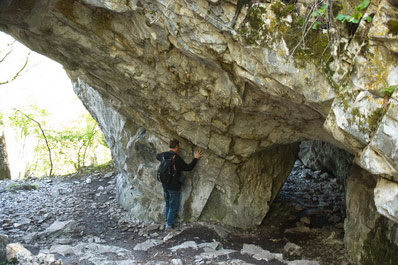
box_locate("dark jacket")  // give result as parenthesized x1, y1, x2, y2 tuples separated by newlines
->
(156, 151, 198, 191)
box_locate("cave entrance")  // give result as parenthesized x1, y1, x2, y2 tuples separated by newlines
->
(0, 32, 111, 179)
(260, 140, 354, 261)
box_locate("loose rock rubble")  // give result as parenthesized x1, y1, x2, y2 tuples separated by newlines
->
(0, 162, 351, 264)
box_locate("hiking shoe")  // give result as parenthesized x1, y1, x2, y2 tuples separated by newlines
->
(166, 228, 176, 233)
(165, 225, 176, 233)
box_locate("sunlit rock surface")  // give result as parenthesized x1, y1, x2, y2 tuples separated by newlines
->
(1, 0, 398, 261)
(374, 178, 398, 223)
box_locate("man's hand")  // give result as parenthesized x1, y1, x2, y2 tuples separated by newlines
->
(194, 149, 203, 159)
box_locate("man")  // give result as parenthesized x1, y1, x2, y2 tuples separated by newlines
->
(156, 139, 202, 231)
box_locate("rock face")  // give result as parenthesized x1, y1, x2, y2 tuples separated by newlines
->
(1, 0, 398, 262)
(298, 140, 354, 184)
(345, 166, 398, 264)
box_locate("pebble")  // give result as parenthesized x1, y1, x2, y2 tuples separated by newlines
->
(300, 217, 311, 225)
(284, 242, 303, 256)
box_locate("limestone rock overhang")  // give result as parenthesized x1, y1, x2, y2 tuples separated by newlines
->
(1, 0, 398, 228)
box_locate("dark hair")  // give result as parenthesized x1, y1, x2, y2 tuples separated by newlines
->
(169, 139, 179, 149)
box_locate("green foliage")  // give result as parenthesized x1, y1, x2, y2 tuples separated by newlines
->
(311, 3, 328, 30)
(46, 116, 102, 171)
(380, 85, 398, 97)
(5, 183, 38, 191)
(32, 113, 110, 175)
(336, 0, 372, 24)
(7, 106, 111, 177)
(5, 183, 21, 191)
(8, 107, 49, 137)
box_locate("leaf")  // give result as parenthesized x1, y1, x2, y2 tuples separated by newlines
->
(380, 86, 398, 96)
(336, 14, 347, 22)
(357, 0, 370, 10)
(353, 11, 363, 20)
(364, 16, 372, 23)
(319, 4, 328, 15)
(312, 10, 319, 17)
(312, 21, 321, 30)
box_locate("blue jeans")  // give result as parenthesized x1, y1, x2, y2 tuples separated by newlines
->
(163, 186, 181, 227)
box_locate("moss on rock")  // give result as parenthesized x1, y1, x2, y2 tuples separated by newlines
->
(361, 217, 398, 265)
(387, 20, 398, 35)
(271, 2, 295, 18)
(239, 1, 331, 68)
(247, 5, 266, 30)
(367, 107, 384, 132)
(288, 29, 330, 67)
(239, 5, 268, 45)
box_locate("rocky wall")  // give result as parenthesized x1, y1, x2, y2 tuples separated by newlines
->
(298, 140, 354, 185)
(345, 165, 398, 264)
(73, 78, 299, 228)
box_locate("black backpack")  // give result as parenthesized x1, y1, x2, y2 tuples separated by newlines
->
(157, 154, 176, 184)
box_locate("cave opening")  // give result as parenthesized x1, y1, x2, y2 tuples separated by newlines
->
(258, 140, 354, 261)
(0, 32, 111, 179)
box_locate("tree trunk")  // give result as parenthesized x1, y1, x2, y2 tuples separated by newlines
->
(0, 127, 11, 180)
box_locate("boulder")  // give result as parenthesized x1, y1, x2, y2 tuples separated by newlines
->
(44, 220, 78, 237)
(6, 243, 32, 263)
(6, 243, 62, 265)
(374, 178, 398, 223)
(360, 98, 398, 182)
(66, 243, 135, 264)
(133, 239, 163, 251)
(283, 242, 303, 256)
(241, 244, 283, 262)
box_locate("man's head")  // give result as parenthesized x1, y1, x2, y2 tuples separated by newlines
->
(169, 139, 180, 153)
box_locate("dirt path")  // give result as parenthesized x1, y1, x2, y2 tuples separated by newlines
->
(0, 161, 352, 264)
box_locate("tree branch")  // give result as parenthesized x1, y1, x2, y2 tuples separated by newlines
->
(14, 109, 53, 177)
(82, 128, 98, 169)
(0, 52, 30, 85)
(0, 41, 15, 63)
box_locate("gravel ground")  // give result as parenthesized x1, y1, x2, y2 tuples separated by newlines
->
(0, 160, 352, 265)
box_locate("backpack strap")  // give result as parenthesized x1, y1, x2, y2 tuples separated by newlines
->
(171, 155, 177, 173)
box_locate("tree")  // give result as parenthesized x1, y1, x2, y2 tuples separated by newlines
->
(8, 108, 111, 177)
(0, 113, 11, 180)
(0, 36, 31, 179)
(11, 109, 54, 176)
